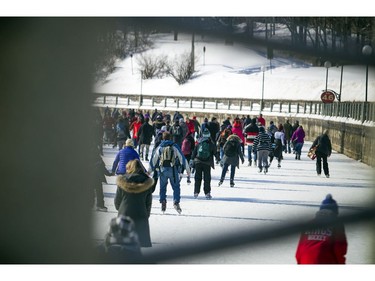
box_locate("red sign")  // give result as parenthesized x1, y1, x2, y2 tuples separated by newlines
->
(321, 91, 335, 103)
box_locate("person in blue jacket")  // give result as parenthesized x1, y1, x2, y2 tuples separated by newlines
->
(149, 131, 190, 214)
(111, 139, 140, 175)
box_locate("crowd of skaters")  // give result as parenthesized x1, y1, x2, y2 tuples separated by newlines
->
(97, 106, 309, 167)
(94, 106, 342, 264)
(96, 107, 307, 193)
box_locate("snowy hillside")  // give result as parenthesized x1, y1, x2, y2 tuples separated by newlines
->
(94, 32, 374, 102)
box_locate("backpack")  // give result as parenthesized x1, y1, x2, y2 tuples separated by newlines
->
(172, 125, 182, 137)
(159, 144, 175, 167)
(117, 129, 126, 139)
(224, 139, 237, 157)
(197, 140, 210, 160)
(181, 138, 192, 155)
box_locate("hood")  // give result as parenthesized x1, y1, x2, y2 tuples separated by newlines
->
(116, 174, 154, 194)
(160, 140, 174, 147)
(227, 134, 241, 142)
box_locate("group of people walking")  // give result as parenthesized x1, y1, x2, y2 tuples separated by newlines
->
(94, 107, 338, 263)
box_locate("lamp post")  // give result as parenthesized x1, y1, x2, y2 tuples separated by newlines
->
(139, 70, 143, 107)
(260, 65, 266, 112)
(203, 46, 206, 66)
(130, 53, 133, 75)
(338, 65, 343, 102)
(362, 45, 373, 103)
(324, 61, 331, 92)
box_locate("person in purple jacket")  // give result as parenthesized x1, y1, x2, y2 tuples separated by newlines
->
(291, 125, 305, 160)
(111, 139, 140, 175)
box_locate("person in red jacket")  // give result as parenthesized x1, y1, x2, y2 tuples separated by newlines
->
(295, 194, 348, 264)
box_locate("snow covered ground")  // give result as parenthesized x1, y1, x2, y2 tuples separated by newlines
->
(93, 141, 374, 265)
(94, 33, 374, 103)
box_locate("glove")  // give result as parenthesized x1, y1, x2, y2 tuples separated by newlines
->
(189, 160, 194, 168)
(241, 159, 244, 164)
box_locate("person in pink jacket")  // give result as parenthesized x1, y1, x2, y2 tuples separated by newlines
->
(295, 194, 348, 264)
(231, 118, 245, 155)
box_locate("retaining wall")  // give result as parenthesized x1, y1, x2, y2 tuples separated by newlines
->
(177, 111, 375, 167)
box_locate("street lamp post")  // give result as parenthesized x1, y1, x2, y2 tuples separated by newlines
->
(324, 61, 332, 92)
(140, 70, 143, 107)
(362, 45, 373, 103)
(260, 65, 266, 112)
(338, 65, 343, 102)
(130, 53, 133, 75)
(203, 46, 206, 66)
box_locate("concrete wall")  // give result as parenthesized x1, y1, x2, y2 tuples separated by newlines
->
(176, 111, 375, 167)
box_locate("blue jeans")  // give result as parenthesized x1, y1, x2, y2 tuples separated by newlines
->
(220, 163, 236, 183)
(159, 166, 181, 204)
(247, 145, 257, 162)
(294, 142, 303, 156)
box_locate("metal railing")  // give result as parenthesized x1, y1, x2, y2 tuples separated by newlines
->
(93, 93, 375, 123)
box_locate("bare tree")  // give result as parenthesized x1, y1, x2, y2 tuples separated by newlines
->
(167, 52, 197, 85)
(137, 53, 168, 79)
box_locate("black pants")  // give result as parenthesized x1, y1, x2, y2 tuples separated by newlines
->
(315, 151, 329, 175)
(194, 163, 211, 195)
(94, 183, 105, 208)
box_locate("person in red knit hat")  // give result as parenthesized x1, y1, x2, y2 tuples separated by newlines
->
(295, 194, 348, 264)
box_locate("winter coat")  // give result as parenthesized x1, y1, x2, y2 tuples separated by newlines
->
(130, 120, 143, 140)
(253, 131, 272, 152)
(112, 146, 140, 175)
(191, 137, 216, 169)
(192, 119, 201, 135)
(283, 121, 293, 140)
(115, 173, 154, 247)
(257, 116, 266, 127)
(179, 119, 189, 139)
(221, 134, 244, 168)
(217, 128, 232, 148)
(181, 132, 196, 157)
(273, 131, 285, 159)
(186, 120, 195, 134)
(291, 127, 305, 144)
(94, 153, 111, 185)
(207, 120, 220, 142)
(295, 209, 347, 264)
(149, 140, 190, 174)
(201, 121, 209, 134)
(232, 121, 245, 144)
(116, 117, 131, 141)
(153, 120, 166, 134)
(243, 118, 259, 145)
(138, 122, 155, 145)
(312, 133, 332, 157)
(171, 124, 184, 147)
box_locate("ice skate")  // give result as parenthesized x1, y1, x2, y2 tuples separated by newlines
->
(173, 203, 182, 214)
(161, 201, 166, 213)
